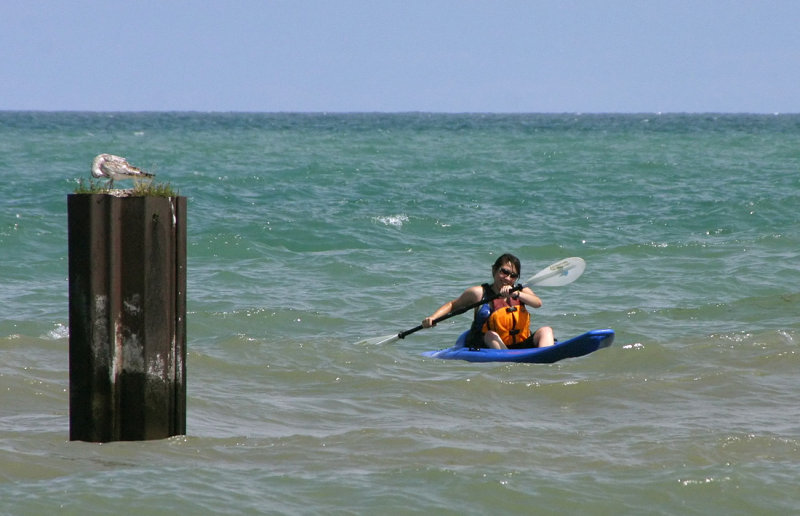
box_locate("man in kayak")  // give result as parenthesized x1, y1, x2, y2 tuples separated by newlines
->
(422, 253, 555, 349)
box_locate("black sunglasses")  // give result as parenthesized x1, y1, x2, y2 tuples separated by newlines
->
(498, 267, 519, 279)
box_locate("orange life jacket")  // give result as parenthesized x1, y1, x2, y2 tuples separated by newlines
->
(481, 296, 531, 347)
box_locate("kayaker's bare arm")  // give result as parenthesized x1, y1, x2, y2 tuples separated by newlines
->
(422, 285, 484, 328)
(507, 285, 542, 308)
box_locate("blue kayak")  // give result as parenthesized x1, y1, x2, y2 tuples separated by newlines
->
(421, 328, 615, 363)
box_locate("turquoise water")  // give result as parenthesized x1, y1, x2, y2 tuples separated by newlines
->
(1, 112, 799, 514)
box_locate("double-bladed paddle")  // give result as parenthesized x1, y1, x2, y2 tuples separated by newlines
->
(360, 257, 586, 345)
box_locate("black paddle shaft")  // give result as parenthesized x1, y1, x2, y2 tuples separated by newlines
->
(397, 284, 523, 339)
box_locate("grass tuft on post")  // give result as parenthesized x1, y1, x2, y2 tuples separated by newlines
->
(74, 178, 178, 197)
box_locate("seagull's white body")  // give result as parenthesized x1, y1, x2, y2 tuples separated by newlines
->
(91, 154, 154, 187)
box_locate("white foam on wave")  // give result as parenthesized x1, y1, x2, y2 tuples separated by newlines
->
(44, 323, 69, 340)
(374, 214, 409, 228)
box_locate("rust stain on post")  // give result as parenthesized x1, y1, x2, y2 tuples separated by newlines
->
(68, 194, 187, 442)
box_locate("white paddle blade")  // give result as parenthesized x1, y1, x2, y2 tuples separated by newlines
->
(525, 257, 585, 287)
(359, 334, 400, 345)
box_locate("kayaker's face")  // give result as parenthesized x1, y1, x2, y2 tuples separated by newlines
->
(494, 261, 519, 286)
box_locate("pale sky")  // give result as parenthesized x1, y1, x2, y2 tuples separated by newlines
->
(2, 1, 798, 113)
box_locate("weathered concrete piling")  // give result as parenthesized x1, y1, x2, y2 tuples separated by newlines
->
(68, 193, 187, 442)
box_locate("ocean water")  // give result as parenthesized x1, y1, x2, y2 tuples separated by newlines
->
(1, 112, 799, 514)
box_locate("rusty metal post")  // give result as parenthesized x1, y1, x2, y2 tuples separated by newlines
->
(68, 193, 187, 442)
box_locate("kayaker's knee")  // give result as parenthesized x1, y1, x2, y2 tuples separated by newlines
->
(483, 331, 508, 349)
(535, 326, 555, 348)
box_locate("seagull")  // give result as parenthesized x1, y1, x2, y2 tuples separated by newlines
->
(91, 154, 154, 188)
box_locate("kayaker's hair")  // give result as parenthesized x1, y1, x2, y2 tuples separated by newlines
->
(492, 253, 521, 277)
